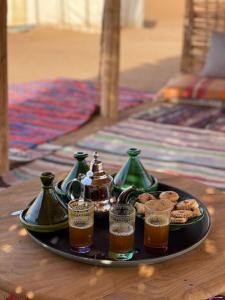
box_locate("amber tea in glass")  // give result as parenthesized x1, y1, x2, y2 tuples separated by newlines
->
(144, 200, 171, 254)
(68, 200, 94, 253)
(109, 205, 136, 260)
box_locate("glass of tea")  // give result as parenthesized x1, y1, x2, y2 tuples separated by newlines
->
(68, 200, 94, 253)
(109, 204, 136, 261)
(144, 200, 172, 254)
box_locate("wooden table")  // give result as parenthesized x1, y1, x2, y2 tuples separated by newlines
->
(0, 170, 225, 300)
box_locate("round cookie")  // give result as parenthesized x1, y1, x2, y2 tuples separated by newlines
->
(170, 216, 187, 224)
(171, 210, 193, 219)
(135, 202, 145, 215)
(192, 207, 201, 217)
(138, 193, 156, 204)
(145, 199, 174, 212)
(176, 199, 199, 210)
(159, 191, 179, 203)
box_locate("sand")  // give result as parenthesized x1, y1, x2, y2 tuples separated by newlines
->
(8, 22, 182, 92)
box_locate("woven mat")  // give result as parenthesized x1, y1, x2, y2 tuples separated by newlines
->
(2, 116, 225, 191)
(135, 102, 225, 131)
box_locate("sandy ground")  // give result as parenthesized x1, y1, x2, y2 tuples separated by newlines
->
(8, 22, 183, 155)
(8, 22, 182, 92)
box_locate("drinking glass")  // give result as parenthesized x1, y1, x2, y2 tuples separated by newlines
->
(68, 200, 94, 253)
(109, 204, 136, 260)
(144, 200, 171, 254)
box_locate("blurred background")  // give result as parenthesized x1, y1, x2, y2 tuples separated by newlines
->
(8, 0, 184, 92)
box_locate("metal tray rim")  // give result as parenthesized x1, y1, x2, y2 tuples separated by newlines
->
(27, 182, 211, 267)
(28, 218, 211, 267)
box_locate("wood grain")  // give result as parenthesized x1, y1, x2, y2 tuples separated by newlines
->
(100, 0, 120, 121)
(0, 0, 9, 174)
(0, 170, 225, 300)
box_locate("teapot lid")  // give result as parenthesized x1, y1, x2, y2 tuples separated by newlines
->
(90, 152, 103, 173)
(88, 152, 112, 185)
(113, 148, 153, 190)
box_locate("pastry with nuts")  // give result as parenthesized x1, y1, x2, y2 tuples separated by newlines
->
(176, 199, 199, 211)
(135, 202, 146, 215)
(171, 210, 194, 219)
(134, 190, 202, 225)
(159, 191, 179, 203)
(170, 216, 188, 224)
(138, 193, 156, 204)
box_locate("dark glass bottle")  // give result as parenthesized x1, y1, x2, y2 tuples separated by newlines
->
(24, 172, 68, 226)
(61, 152, 89, 193)
(113, 148, 154, 190)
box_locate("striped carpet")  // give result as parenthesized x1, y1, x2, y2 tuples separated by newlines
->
(2, 117, 225, 191)
(77, 118, 225, 190)
(9, 78, 154, 161)
(135, 102, 225, 131)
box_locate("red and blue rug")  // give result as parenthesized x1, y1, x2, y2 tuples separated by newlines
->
(9, 78, 154, 161)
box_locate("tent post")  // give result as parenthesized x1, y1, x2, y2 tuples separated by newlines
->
(181, 0, 194, 72)
(0, 0, 9, 174)
(100, 0, 120, 121)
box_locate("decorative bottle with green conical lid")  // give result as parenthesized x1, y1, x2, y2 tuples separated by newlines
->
(61, 152, 89, 193)
(113, 148, 154, 190)
(24, 172, 68, 226)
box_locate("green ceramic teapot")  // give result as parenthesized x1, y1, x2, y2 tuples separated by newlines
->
(55, 151, 89, 204)
(113, 148, 158, 195)
(20, 172, 68, 232)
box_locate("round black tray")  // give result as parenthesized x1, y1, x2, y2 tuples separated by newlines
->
(27, 183, 211, 267)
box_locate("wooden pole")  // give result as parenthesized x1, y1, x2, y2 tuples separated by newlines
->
(181, 0, 193, 72)
(0, 0, 9, 174)
(100, 0, 120, 121)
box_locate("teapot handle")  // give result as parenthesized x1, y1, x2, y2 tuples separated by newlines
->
(117, 186, 138, 205)
(66, 178, 82, 200)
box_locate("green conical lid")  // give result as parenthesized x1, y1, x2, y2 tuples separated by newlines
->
(61, 152, 89, 193)
(24, 172, 68, 226)
(113, 148, 153, 190)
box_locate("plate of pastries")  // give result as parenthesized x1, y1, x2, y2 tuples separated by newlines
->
(133, 190, 204, 230)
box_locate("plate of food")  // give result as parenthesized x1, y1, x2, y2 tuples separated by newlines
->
(124, 185, 205, 231)
(26, 183, 211, 266)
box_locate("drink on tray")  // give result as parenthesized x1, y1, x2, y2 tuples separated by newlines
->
(69, 222, 93, 249)
(144, 214, 169, 254)
(109, 223, 134, 253)
(144, 200, 171, 254)
(109, 205, 136, 260)
(68, 200, 94, 253)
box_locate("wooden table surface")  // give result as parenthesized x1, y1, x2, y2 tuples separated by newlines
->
(0, 170, 225, 300)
